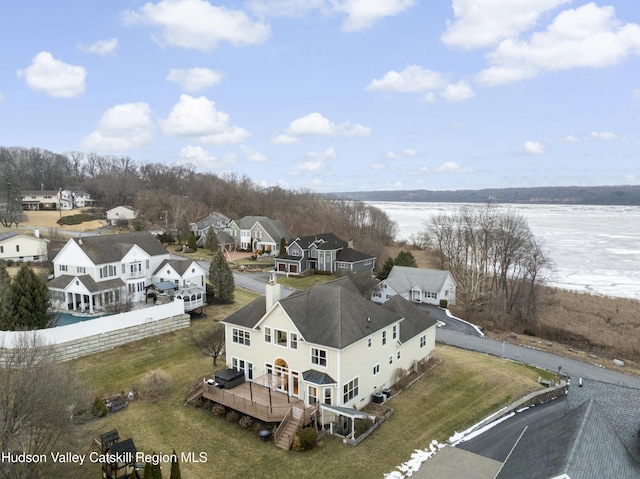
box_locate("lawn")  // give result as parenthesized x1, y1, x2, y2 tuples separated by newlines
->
(58, 291, 546, 479)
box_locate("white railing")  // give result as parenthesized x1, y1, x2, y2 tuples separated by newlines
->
(0, 301, 185, 347)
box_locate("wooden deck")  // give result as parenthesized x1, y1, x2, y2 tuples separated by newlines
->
(200, 380, 314, 423)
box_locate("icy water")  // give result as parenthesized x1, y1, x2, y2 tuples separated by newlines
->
(367, 202, 640, 301)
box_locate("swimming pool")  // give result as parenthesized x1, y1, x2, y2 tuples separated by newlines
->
(51, 312, 107, 327)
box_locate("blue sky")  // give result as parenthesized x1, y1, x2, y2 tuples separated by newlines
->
(1, 1, 639, 193)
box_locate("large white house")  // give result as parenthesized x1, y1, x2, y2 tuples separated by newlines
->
(48, 232, 205, 314)
(106, 206, 139, 225)
(226, 216, 294, 253)
(222, 276, 437, 431)
(0, 230, 49, 262)
(371, 266, 456, 306)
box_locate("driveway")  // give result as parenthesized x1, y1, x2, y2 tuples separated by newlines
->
(416, 304, 483, 336)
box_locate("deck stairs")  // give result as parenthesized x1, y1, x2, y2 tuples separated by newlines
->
(274, 407, 305, 450)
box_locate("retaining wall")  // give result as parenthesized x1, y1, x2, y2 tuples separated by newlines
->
(0, 302, 190, 362)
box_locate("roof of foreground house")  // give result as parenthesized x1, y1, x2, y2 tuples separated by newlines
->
(382, 294, 438, 343)
(67, 232, 168, 264)
(384, 266, 453, 293)
(154, 258, 201, 277)
(224, 277, 436, 350)
(495, 398, 640, 479)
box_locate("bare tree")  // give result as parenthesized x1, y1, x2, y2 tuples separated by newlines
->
(190, 325, 225, 366)
(0, 333, 86, 479)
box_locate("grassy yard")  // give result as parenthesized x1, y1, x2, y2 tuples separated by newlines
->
(58, 290, 546, 479)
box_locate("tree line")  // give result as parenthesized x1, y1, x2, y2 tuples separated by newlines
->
(420, 204, 552, 328)
(0, 146, 396, 258)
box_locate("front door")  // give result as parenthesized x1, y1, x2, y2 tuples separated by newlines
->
(274, 358, 289, 393)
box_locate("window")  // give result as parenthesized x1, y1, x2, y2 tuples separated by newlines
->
(367, 337, 372, 348)
(0, 246, 3, 253)
(275, 329, 287, 347)
(232, 358, 254, 380)
(392, 325, 397, 340)
(389, 355, 393, 365)
(232, 328, 251, 346)
(308, 386, 317, 404)
(420, 335, 426, 348)
(77, 266, 85, 274)
(290, 332, 298, 350)
(60, 264, 68, 272)
(373, 364, 380, 376)
(343, 377, 359, 403)
(16, 245, 20, 252)
(324, 388, 332, 405)
(264, 327, 271, 343)
(382, 330, 387, 346)
(397, 350, 401, 361)
(311, 348, 327, 367)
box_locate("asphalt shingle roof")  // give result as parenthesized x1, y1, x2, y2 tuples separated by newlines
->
(384, 266, 452, 294)
(0, 231, 18, 242)
(47, 274, 125, 292)
(71, 231, 168, 264)
(382, 294, 438, 343)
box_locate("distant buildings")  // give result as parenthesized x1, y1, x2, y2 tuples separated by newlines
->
(0, 230, 48, 263)
(21, 189, 96, 210)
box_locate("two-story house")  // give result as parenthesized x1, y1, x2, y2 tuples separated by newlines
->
(226, 216, 294, 253)
(48, 232, 204, 314)
(221, 276, 437, 433)
(21, 189, 73, 210)
(275, 232, 376, 275)
(371, 265, 456, 306)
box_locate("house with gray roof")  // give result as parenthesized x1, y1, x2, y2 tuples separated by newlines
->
(275, 232, 376, 275)
(0, 230, 49, 263)
(191, 211, 230, 237)
(371, 265, 456, 306)
(49, 231, 176, 314)
(221, 276, 437, 437)
(226, 215, 294, 253)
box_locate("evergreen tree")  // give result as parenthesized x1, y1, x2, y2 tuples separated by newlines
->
(144, 462, 152, 479)
(278, 237, 286, 256)
(204, 227, 219, 254)
(377, 256, 395, 280)
(6, 265, 51, 330)
(394, 250, 417, 268)
(209, 250, 235, 304)
(152, 461, 163, 479)
(187, 231, 198, 251)
(0, 262, 11, 328)
(170, 450, 181, 479)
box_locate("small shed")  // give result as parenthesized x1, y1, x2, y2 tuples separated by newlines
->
(215, 368, 245, 389)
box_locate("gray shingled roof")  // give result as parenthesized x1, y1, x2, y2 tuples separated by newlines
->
(384, 266, 452, 293)
(291, 233, 347, 250)
(153, 258, 198, 276)
(336, 247, 375, 262)
(0, 231, 18, 242)
(302, 370, 337, 385)
(233, 216, 294, 243)
(71, 232, 168, 264)
(47, 274, 125, 292)
(496, 399, 640, 479)
(566, 378, 640, 463)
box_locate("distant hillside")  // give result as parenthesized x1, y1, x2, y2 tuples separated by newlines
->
(333, 185, 640, 206)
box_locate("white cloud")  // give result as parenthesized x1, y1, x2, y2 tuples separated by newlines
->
(291, 159, 333, 175)
(478, 3, 640, 85)
(434, 162, 472, 173)
(17, 52, 86, 98)
(366, 65, 446, 92)
(274, 112, 370, 141)
(241, 145, 269, 162)
(422, 92, 437, 103)
(591, 131, 617, 140)
(371, 163, 386, 170)
(305, 147, 337, 160)
(386, 148, 417, 159)
(247, 0, 416, 31)
(79, 38, 118, 56)
(524, 141, 546, 154)
(167, 68, 224, 91)
(161, 94, 250, 144)
(564, 134, 579, 142)
(123, 0, 270, 51)
(179, 145, 236, 170)
(335, 0, 417, 32)
(82, 102, 153, 150)
(441, 80, 475, 102)
(442, 0, 570, 49)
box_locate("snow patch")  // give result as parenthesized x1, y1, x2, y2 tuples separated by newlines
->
(384, 440, 446, 478)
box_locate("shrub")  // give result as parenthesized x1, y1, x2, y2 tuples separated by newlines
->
(57, 213, 99, 225)
(225, 410, 241, 423)
(239, 416, 254, 429)
(92, 396, 108, 417)
(140, 370, 171, 400)
(439, 299, 448, 308)
(354, 418, 374, 438)
(293, 427, 317, 451)
(211, 403, 227, 416)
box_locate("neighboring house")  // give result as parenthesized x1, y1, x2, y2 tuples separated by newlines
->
(48, 231, 179, 314)
(153, 258, 207, 311)
(226, 216, 294, 253)
(72, 190, 96, 208)
(221, 276, 437, 433)
(496, 378, 640, 478)
(275, 232, 376, 275)
(371, 266, 456, 306)
(106, 206, 139, 225)
(0, 230, 48, 262)
(21, 189, 73, 210)
(191, 211, 230, 237)
(196, 229, 235, 251)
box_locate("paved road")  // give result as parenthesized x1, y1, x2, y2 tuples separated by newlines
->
(417, 304, 483, 336)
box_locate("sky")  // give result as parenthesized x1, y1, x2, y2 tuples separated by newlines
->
(1, 0, 639, 193)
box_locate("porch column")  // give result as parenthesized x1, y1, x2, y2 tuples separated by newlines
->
(89, 295, 94, 314)
(351, 417, 356, 440)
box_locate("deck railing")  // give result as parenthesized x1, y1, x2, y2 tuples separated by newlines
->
(201, 383, 294, 422)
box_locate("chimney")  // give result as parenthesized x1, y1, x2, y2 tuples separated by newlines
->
(265, 273, 281, 311)
(348, 238, 354, 249)
(78, 234, 83, 245)
(34, 227, 40, 238)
